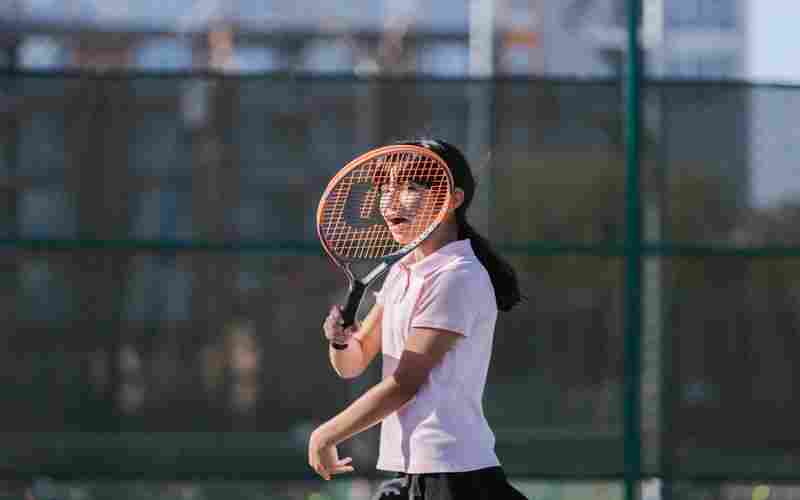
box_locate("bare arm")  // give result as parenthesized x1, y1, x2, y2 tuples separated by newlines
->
(313, 327, 462, 447)
(327, 304, 383, 379)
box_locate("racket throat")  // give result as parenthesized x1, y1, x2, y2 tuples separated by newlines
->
(363, 261, 389, 284)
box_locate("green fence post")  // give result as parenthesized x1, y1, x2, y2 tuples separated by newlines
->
(624, 2, 643, 500)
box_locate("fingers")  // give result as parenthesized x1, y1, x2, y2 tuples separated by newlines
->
(323, 306, 342, 339)
(311, 464, 354, 480)
(309, 450, 330, 481)
(323, 306, 356, 345)
(329, 465, 355, 475)
(310, 455, 354, 481)
(318, 462, 355, 480)
(329, 305, 343, 323)
(334, 326, 357, 346)
(314, 463, 330, 481)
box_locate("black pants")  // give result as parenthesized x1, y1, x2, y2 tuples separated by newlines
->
(371, 467, 528, 500)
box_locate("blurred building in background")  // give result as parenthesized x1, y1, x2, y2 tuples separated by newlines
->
(0, 0, 760, 211)
(0, 0, 754, 79)
(562, 0, 745, 78)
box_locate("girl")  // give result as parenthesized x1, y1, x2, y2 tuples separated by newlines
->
(308, 139, 527, 499)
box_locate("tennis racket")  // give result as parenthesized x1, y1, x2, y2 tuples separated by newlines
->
(316, 144, 455, 349)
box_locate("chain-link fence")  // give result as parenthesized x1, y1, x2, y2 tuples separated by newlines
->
(1, 74, 799, 485)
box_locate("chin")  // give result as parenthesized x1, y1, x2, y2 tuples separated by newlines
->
(389, 232, 411, 245)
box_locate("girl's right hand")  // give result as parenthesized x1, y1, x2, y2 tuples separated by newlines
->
(323, 305, 357, 346)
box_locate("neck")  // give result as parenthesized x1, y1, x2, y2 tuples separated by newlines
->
(414, 219, 460, 260)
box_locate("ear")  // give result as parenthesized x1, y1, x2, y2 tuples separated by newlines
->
(451, 188, 465, 211)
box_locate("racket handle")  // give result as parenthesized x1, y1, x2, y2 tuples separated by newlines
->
(332, 280, 367, 350)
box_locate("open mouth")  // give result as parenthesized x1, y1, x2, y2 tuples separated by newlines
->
(387, 216, 409, 225)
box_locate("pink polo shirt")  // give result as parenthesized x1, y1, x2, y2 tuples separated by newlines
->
(374, 239, 500, 474)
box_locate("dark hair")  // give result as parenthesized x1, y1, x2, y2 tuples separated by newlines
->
(397, 139, 522, 312)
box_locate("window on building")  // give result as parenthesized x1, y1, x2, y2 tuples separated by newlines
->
(699, 0, 737, 28)
(134, 38, 193, 71)
(417, 42, 468, 77)
(19, 188, 77, 238)
(130, 189, 192, 240)
(18, 257, 74, 322)
(666, 0, 737, 29)
(18, 35, 65, 69)
(666, 53, 737, 79)
(232, 45, 284, 73)
(18, 111, 66, 178)
(123, 255, 192, 321)
(129, 111, 190, 178)
(300, 39, 355, 73)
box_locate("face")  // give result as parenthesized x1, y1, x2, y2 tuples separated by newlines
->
(379, 180, 430, 244)
(378, 173, 433, 245)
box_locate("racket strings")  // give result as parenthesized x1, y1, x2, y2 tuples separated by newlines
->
(321, 160, 389, 259)
(359, 158, 395, 259)
(320, 150, 451, 260)
(365, 157, 395, 259)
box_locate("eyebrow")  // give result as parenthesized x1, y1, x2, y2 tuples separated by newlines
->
(378, 180, 430, 189)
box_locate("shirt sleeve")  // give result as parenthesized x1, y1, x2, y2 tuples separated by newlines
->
(410, 269, 479, 337)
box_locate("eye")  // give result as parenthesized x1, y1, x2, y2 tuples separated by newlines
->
(408, 181, 431, 191)
(401, 181, 419, 192)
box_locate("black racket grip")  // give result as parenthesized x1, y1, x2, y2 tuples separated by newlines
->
(331, 280, 367, 350)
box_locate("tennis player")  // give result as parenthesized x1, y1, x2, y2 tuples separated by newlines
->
(309, 139, 527, 499)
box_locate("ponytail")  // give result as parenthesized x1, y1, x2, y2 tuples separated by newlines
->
(458, 221, 522, 312)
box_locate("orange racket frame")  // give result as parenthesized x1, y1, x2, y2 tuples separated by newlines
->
(316, 144, 454, 348)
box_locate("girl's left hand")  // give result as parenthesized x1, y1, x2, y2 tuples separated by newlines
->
(308, 427, 354, 480)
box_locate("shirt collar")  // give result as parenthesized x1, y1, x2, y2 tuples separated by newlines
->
(398, 239, 475, 278)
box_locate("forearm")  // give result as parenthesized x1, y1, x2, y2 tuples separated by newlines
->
(317, 376, 415, 447)
(327, 305, 382, 378)
(329, 339, 366, 378)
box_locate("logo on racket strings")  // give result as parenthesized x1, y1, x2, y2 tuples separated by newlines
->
(342, 181, 383, 229)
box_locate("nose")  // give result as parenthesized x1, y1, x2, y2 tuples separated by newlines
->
(380, 186, 401, 212)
